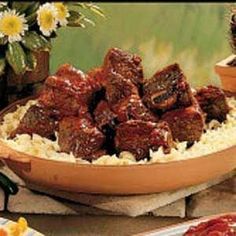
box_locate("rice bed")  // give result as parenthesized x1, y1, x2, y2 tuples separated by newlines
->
(0, 98, 236, 165)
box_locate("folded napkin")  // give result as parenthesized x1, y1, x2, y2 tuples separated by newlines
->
(0, 165, 234, 217)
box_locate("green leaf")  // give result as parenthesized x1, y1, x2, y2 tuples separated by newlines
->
(0, 6, 8, 12)
(74, 3, 105, 18)
(24, 3, 39, 26)
(84, 18, 95, 27)
(67, 11, 85, 28)
(86, 4, 105, 18)
(22, 32, 51, 51)
(25, 2, 39, 15)
(67, 21, 85, 28)
(11, 2, 35, 14)
(6, 42, 27, 75)
(25, 12, 37, 27)
(25, 50, 37, 71)
(0, 37, 7, 45)
(0, 58, 6, 76)
(67, 10, 82, 22)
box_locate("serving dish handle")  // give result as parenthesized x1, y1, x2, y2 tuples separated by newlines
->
(0, 143, 30, 164)
(0, 97, 36, 168)
(0, 141, 31, 173)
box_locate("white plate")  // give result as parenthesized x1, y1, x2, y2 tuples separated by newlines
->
(137, 213, 236, 236)
(0, 217, 44, 236)
(140, 221, 205, 236)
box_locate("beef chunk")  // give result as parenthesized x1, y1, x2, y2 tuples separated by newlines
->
(39, 84, 90, 119)
(94, 100, 117, 129)
(113, 95, 158, 123)
(39, 64, 100, 118)
(115, 120, 173, 160)
(103, 48, 144, 86)
(195, 85, 230, 122)
(56, 64, 101, 92)
(143, 63, 193, 112)
(162, 104, 205, 143)
(105, 71, 139, 105)
(11, 105, 56, 139)
(58, 117, 105, 161)
(87, 67, 106, 87)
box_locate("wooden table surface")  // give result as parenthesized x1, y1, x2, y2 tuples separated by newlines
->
(1, 213, 186, 236)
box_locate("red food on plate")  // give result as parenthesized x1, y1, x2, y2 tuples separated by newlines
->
(10, 47, 232, 161)
(113, 95, 158, 123)
(105, 71, 139, 106)
(103, 47, 144, 86)
(115, 120, 173, 160)
(184, 214, 236, 236)
(39, 64, 100, 118)
(143, 63, 194, 112)
(58, 117, 105, 161)
(87, 67, 106, 88)
(94, 100, 117, 129)
(195, 85, 230, 122)
(10, 105, 57, 140)
(162, 103, 205, 143)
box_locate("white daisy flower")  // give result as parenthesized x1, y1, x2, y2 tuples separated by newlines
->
(37, 3, 58, 37)
(0, 9, 28, 43)
(54, 2, 70, 26)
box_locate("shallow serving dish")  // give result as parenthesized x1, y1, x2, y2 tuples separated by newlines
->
(0, 97, 235, 195)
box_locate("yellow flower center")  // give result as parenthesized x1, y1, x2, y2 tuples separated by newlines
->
(54, 3, 67, 20)
(39, 10, 55, 30)
(0, 15, 23, 36)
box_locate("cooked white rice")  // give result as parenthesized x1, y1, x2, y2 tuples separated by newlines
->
(0, 98, 236, 165)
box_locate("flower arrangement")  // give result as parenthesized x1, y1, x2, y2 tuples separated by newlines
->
(0, 2, 104, 75)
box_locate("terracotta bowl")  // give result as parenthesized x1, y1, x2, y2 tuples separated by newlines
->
(215, 54, 236, 92)
(0, 98, 235, 195)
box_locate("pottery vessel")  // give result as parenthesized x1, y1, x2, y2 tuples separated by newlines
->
(0, 98, 235, 195)
(215, 54, 236, 92)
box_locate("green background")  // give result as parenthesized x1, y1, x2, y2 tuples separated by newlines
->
(51, 3, 232, 88)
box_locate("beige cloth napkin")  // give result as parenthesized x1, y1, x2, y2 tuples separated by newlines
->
(1, 166, 235, 217)
(26, 172, 233, 217)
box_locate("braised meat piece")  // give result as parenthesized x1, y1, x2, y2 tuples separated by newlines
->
(39, 64, 100, 118)
(115, 120, 173, 160)
(162, 104, 205, 143)
(58, 117, 105, 161)
(143, 63, 193, 112)
(113, 95, 158, 123)
(94, 100, 117, 129)
(103, 47, 144, 86)
(87, 67, 106, 87)
(56, 63, 101, 92)
(195, 85, 230, 122)
(39, 85, 91, 119)
(105, 71, 139, 105)
(10, 105, 57, 139)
